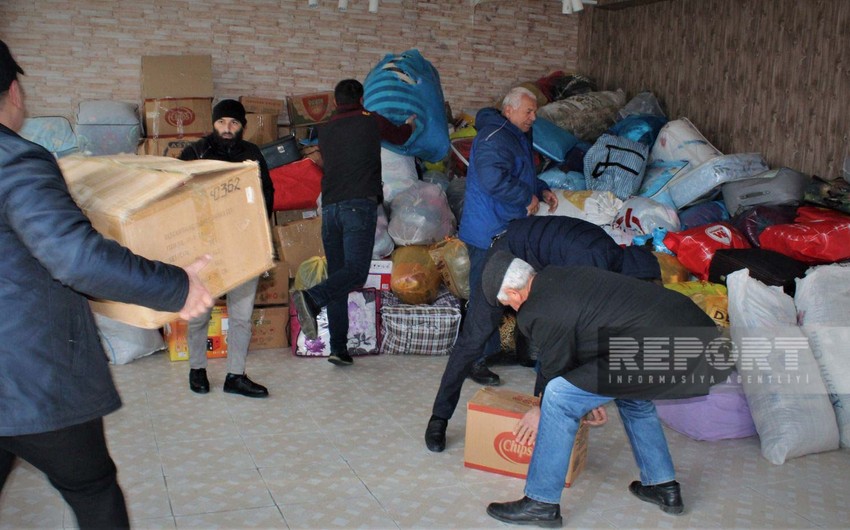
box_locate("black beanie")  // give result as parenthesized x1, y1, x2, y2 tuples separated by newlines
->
(213, 99, 247, 127)
(481, 250, 519, 307)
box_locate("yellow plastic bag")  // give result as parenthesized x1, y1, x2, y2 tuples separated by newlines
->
(293, 256, 327, 291)
(665, 281, 729, 327)
(654, 251, 691, 284)
(390, 245, 441, 305)
(428, 237, 470, 300)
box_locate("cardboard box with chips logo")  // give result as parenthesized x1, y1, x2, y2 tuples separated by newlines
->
(464, 387, 588, 487)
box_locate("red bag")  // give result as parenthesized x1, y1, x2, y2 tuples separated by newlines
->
(270, 158, 323, 211)
(759, 206, 850, 264)
(663, 223, 750, 280)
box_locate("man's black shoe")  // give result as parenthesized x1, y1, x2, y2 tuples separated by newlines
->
(189, 368, 209, 394)
(486, 496, 562, 527)
(628, 480, 684, 515)
(468, 361, 501, 386)
(425, 417, 447, 452)
(223, 373, 269, 398)
(292, 290, 320, 340)
(328, 350, 354, 366)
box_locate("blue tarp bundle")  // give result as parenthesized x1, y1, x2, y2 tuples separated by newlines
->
(364, 49, 450, 163)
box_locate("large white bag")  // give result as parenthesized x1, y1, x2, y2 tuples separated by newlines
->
(535, 189, 623, 226)
(95, 313, 166, 365)
(794, 264, 850, 448)
(726, 269, 839, 464)
(381, 148, 418, 203)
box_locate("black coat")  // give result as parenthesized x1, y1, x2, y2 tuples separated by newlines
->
(519, 266, 728, 400)
(180, 135, 274, 217)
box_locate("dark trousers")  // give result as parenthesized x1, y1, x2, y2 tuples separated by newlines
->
(431, 244, 505, 420)
(308, 198, 377, 354)
(0, 418, 129, 529)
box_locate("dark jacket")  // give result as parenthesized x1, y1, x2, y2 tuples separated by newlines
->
(179, 134, 274, 216)
(318, 103, 412, 206)
(493, 216, 661, 279)
(520, 266, 726, 400)
(458, 108, 549, 250)
(0, 124, 189, 436)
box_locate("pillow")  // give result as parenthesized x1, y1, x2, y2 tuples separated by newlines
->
(531, 117, 578, 163)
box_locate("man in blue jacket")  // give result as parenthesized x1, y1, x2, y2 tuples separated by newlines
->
(458, 87, 558, 386)
(0, 41, 214, 529)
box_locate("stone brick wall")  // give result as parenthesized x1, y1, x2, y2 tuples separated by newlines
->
(1, 0, 579, 123)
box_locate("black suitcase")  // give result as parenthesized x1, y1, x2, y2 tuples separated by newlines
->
(708, 248, 808, 296)
(260, 134, 302, 169)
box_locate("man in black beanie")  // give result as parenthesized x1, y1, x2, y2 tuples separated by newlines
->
(179, 99, 275, 398)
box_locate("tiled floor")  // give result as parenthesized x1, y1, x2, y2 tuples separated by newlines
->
(1, 348, 848, 529)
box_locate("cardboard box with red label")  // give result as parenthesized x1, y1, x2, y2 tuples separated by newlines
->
(287, 91, 336, 126)
(464, 387, 588, 487)
(363, 259, 392, 291)
(143, 97, 213, 138)
(254, 260, 290, 306)
(249, 305, 289, 350)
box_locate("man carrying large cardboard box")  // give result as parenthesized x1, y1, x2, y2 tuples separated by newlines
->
(0, 41, 214, 529)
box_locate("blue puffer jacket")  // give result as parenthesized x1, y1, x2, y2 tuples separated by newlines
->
(0, 124, 188, 436)
(492, 216, 661, 280)
(458, 108, 549, 250)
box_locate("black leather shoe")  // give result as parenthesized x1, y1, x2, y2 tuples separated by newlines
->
(292, 290, 320, 340)
(487, 496, 562, 527)
(223, 373, 269, 398)
(425, 417, 447, 452)
(629, 480, 684, 515)
(468, 361, 501, 386)
(189, 368, 209, 394)
(328, 350, 353, 366)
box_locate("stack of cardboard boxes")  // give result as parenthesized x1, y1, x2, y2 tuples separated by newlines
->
(137, 55, 214, 158)
(240, 96, 286, 147)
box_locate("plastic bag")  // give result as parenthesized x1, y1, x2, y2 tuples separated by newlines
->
(614, 196, 680, 236)
(535, 189, 623, 226)
(373, 203, 395, 259)
(293, 256, 328, 291)
(388, 180, 457, 246)
(428, 237, 471, 300)
(663, 223, 750, 280)
(390, 245, 442, 305)
(381, 148, 418, 203)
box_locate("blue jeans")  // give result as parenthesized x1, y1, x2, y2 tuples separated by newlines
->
(307, 199, 377, 354)
(525, 377, 675, 504)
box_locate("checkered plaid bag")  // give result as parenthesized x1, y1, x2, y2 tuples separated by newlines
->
(380, 287, 462, 355)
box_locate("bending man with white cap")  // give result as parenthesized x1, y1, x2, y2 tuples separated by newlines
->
(480, 250, 728, 527)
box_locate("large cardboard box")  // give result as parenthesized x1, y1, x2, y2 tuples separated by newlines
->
(249, 305, 290, 350)
(59, 155, 274, 328)
(244, 113, 278, 146)
(254, 260, 290, 306)
(287, 91, 336, 126)
(143, 97, 213, 138)
(164, 305, 229, 362)
(273, 208, 319, 226)
(137, 135, 203, 158)
(273, 218, 325, 279)
(141, 55, 214, 99)
(464, 387, 588, 487)
(240, 96, 286, 116)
